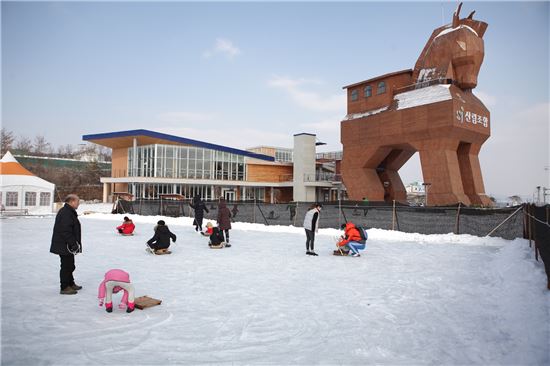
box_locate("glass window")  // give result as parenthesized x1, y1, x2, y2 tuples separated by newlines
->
(6, 192, 18, 206)
(25, 192, 37, 206)
(377, 81, 386, 94)
(40, 192, 51, 206)
(364, 85, 372, 97)
(351, 89, 358, 101)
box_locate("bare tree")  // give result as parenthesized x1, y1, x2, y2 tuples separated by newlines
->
(15, 136, 33, 155)
(33, 135, 52, 155)
(0, 128, 15, 155)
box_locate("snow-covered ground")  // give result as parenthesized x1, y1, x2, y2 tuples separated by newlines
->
(1, 207, 549, 365)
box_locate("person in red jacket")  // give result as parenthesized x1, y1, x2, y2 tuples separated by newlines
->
(336, 222, 366, 257)
(117, 216, 135, 235)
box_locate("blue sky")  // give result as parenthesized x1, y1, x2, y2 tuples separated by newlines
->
(2, 1, 549, 199)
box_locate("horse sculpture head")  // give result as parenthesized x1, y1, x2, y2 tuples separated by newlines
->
(413, 3, 488, 90)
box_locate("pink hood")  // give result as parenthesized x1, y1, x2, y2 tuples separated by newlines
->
(98, 269, 131, 305)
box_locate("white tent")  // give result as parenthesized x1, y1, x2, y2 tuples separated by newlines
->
(0, 151, 55, 214)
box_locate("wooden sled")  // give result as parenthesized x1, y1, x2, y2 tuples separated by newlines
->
(120, 233, 135, 236)
(209, 242, 225, 249)
(134, 295, 162, 310)
(146, 247, 172, 255)
(333, 249, 350, 256)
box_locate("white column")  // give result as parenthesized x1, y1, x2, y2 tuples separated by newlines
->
(132, 138, 138, 177)
(293, 133, 317, 202)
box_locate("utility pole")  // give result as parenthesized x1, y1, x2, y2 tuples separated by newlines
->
(536, 186, 541, 204)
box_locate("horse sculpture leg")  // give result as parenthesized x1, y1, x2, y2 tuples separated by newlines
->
(341, 146, 390, 201)
(457, 142, 493, 206)
(416, 140, 472, 206)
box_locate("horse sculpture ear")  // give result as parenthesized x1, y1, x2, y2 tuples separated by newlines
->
(452, 2, 463, 28)
(467, 10, 475, 20)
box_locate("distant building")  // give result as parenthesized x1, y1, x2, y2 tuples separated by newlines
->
(83, 129, 344, 203)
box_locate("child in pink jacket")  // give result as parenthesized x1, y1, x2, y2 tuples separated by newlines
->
(98, 269, 135, 313)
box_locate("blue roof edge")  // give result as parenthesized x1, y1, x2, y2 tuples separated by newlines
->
(82, 129, 275, 162)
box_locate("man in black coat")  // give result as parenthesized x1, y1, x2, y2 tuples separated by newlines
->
(50, 194, 82, 295)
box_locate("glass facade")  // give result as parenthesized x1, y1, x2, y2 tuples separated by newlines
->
(128, 144, 246, 181)
(275, 148, 293, 163)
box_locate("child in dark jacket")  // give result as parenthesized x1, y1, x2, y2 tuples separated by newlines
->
(147, 220, 176, 254)
(202, 222, 226, 248)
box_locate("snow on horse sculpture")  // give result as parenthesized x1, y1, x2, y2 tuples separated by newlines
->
(341, 3, 492, 206)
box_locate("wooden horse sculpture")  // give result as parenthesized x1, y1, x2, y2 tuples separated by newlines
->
(341, 3, 492, 206)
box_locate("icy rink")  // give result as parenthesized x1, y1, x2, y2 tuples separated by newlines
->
(1, 213, 549, 365)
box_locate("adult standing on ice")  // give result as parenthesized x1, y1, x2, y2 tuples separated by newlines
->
(190, 194, 209, 232)
(303, 203, 322, 256)
(217, 198, 232, 247)
(50, 194, 82, 295)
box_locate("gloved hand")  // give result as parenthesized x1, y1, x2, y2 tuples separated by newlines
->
(68, 242, 79, 253)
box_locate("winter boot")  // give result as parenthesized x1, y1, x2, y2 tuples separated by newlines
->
(306, 251, 312, 255)
(126, 302, 135, 313)
(225, 243, 231, 248)
(105, 302, 113, 313)
(60, 286, 77, 295)
(70, 283, 83, 291)
(310, 251, 318, 256)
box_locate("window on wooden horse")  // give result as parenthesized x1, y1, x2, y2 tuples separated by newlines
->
(364, 85, 372, 97)
(377, 81, 386, 94)
(350, 89, 358, 101)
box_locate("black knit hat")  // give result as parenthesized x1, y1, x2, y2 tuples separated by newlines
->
(157, 220, 165, 225)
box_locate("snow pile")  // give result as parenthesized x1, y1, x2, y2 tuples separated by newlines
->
(1, 214, 548, 365)
(395, 84, 452, 110)
(343, 106, 388, 121)
(434, 24, 478, 40)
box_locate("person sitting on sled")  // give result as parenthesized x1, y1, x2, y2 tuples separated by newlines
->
(98, 269, 135, 313)
(202, 222, 226, 248)
(336, 222, 367, 257)
(146, 220, 176, 254)
(116, 216, 135, 235)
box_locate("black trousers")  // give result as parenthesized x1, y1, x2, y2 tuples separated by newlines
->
(305, 229, 315, 251)
(59, 254, 75, 290)
(222, 229, 230, 243)
(194, 217, 204, 231)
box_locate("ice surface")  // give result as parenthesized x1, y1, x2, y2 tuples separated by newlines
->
(1, 209, 548, 365)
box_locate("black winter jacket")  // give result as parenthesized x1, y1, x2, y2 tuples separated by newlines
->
(190, 199, 209, 220)
(147, 225, 177, 249)
(50, 203, 82, 255)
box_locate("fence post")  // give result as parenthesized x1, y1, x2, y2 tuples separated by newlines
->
(527, 205, 532, 248)
(392, 200, 396, 230)
(253, 197, 256, 224)
(338, 197, 342, 228)
(455, 202, 461, 235)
